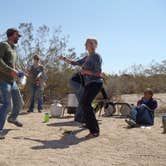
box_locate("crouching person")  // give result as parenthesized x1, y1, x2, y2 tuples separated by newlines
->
(125, 88, 158, 128)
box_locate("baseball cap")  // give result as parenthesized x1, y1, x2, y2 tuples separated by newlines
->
(6, 28, 22, 37)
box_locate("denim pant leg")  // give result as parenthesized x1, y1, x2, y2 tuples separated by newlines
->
(70, 79, 84, 122)
(70, 79, 82, 99)
(29, 84, 36, 111)
(36, 87, 43, 110)
(136, 107, 154, 125)
(75, 87, 85, 122)
(0, 82, 12, 130)
(130, 107, 138, 122)
(9, 81, 23, 120)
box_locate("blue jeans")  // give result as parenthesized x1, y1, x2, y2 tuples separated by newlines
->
(131, 105, 154, 125)
(29, 84, 43, 112)
(70, 78, 85, 123)
(0, 81, 23, 130)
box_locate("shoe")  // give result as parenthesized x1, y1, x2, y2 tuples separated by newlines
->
(85, 133, 99, 139)
(125, 119, 137, 128)
(38, 109, 42, 113)
(7, 118, 23, 127)
(140, 126, 152, 129)
(0, 131, 5, 139)
(27, 110, 33, 113)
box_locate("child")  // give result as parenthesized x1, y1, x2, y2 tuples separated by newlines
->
(125, 88, 158, 127)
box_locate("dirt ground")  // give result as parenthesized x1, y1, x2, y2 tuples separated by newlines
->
(0, 109, 166, 166)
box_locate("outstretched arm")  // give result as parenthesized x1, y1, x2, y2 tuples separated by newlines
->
(59, 55, 76, 65)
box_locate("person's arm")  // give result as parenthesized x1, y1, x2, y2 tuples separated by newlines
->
(59, 55, 87, 66)
(137, 99, 142, 106)
(59, 55, 76, 65)
(80, 69, 102, 77)
(150, 100, 158, 110)
(0, 43, 18, 78)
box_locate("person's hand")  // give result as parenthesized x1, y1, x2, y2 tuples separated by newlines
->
(96, 72, 102, 77)
(59, 55, 65, 61)
(43, 82, 46, 87)
(25, 72, 29, 77)
(11, 69, 18, 78)
(35, 79, 40, 86)
(80, 69, 87, 75)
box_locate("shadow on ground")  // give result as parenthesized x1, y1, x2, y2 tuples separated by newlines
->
(3, 129, 18, 135)
(47, 120, 81, 127)
(13, 128, 88, 149)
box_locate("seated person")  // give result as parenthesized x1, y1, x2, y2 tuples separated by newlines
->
(125, 88, 158, 127)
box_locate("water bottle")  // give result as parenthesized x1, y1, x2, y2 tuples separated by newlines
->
(44, 113, 49, 122)
(19, 75, 27, 86)
(162, 114, 166, 133)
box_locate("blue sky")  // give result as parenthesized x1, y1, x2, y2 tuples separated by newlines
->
(0, 0, 166, 74)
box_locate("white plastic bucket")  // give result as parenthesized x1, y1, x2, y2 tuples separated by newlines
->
(50, 103, 63, 117)
(67, 93, 78, 114)
(67, 93, 78, 107)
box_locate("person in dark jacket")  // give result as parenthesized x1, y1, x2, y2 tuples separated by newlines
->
(125, 88, 158, 127)
(60, 38, 103, 138)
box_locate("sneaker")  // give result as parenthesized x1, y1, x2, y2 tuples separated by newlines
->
(125, 119, 137, 127)
(145, 126, 152, 129)
(0, 130, 5, 139)
(7, 118, 23, 127)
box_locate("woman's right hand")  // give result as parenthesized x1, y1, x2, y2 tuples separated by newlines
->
(59, 55, 65, 61)
(59, 55, 74, 65)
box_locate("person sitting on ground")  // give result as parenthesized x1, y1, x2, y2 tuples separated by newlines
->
(125, 88, 158, 127)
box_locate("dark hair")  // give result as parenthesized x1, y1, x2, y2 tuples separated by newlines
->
(33, 54, 40, 60)
(144, 88, 153, 96)
(6, 28, 21, 38)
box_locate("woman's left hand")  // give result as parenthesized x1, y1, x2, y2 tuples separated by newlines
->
(80, 69, 101, 77)
(80, 69, 87, 75)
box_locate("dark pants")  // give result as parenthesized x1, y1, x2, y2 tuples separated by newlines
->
(79, 82, 103, 134)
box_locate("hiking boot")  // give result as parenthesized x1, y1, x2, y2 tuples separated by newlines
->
(0, 131, 5, 139)
(7, 118, 23, 127)
(125, 119, 137, 128)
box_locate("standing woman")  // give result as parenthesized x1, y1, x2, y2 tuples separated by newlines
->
(27, 54, 47, 113)
(60, 38, 103, 138)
